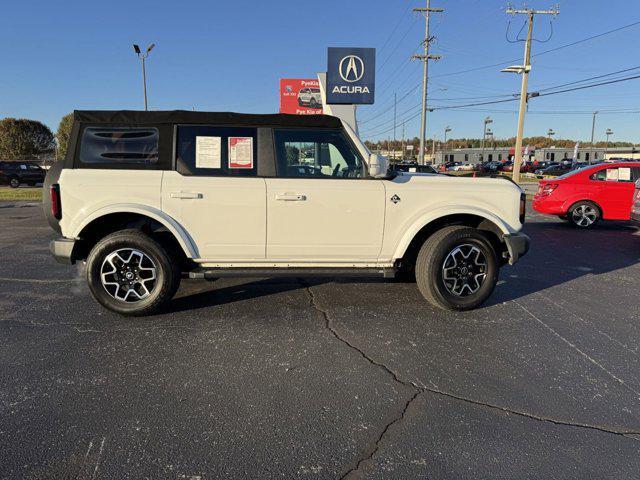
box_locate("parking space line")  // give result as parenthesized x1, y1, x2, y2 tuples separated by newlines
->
(513, 300, 640, 399)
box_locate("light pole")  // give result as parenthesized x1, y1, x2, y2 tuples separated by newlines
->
(133, 43, 155, 111)
(605, 128, 613, 156)
(589, 111, 598, 165)
(547, 128, 555, 142)
(486, 128, 494, 150)
(443, 126, 452, 162)
(481, 117, 493, 162)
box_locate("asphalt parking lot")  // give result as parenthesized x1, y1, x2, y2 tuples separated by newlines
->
(1, 201, 639, 479)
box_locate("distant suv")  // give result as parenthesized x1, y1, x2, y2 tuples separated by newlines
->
(297, 88, 322, 108)
(45, 110, 529, 315)
(0, 161, 46, 188)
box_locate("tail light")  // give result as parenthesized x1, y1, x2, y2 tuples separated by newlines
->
(50, 184, 61, 220)
(519, 192, 526, 224)
(539, 183, 558, 196)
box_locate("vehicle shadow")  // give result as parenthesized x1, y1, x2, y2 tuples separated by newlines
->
(166, 220, 640, 313)
(167, 277, 329, 313)
(485, 219, 640, 306)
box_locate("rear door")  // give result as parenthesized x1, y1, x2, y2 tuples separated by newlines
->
(162, 125, 266, 262)
(265, 128, 385, 262)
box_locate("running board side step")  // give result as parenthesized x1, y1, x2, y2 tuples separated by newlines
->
(188, 267, 396, 279)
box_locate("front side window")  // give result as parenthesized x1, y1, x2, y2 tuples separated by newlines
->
(176, 125, 257, 176)
(273, 129, 365, 178)
(79, 127, 158, 165)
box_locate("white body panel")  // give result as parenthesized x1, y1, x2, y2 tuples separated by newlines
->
(57, 127, 524, 269)
(161, 171, 266, 261)
(265, 178, 385, 262)
(379, 173, 522, 261)
(59, 169, 163, 238)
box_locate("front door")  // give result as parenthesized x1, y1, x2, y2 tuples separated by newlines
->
(162, 125, 266, 262)
(591, 166, 637, 219)
(265, 128, 385, 262)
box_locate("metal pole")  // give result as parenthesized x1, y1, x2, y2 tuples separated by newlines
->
(589, 111, 597, 165)
(142, 56, 148, 111)
(418, 0, 431, 165)
(402, 122, 406, 159)
(481, 121, 487, 162)
(393, 93, 397, 146)
(512, 13, 533, 183)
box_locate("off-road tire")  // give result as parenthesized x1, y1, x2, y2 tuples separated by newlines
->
(568, 201, 600, 228)
(86, 229, 181, 316)
(415, 226, 498, 311)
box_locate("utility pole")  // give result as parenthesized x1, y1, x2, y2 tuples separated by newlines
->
(133, 43, 155, 111)
(393, 93, 397, 147)
(413, 0, 443, 165)
(503, 4, 559, 182)
(589, 111, 598, 165)
(402, 122, 406, 160)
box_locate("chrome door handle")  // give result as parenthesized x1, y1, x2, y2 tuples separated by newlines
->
(170, 192, 203, 199)
(275, 194, 307, 201)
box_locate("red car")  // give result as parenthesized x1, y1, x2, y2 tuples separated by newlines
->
(532, 162, 640, 228)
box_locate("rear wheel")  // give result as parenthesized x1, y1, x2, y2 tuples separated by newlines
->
(568, 201, 600, 228)
(415, 226, 499, 311)
(9, 177, 20, 188)
(86, 229, 181, 316)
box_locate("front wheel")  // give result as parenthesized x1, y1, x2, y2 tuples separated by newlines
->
(415, 226, 499, 311)
(568, 201, 600, 228)
(86, 229, 181, 316)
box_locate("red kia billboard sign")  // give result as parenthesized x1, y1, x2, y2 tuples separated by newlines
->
(279, 79, 323, 115)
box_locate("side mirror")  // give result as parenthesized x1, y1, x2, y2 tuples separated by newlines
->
(368, 154, 389, 178)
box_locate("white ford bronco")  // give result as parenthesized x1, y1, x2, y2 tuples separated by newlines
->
(44, 110, 529, 315)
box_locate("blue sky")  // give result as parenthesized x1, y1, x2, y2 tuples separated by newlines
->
(1, 0, 639, 143)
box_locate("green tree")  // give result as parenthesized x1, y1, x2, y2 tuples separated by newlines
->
(55, 113, 74, 160)
(0, 118, 54, 160)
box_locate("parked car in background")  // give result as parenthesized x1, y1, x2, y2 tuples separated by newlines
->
(0, 161, 46, 188)
(631, 179, 640, 225)
(535, 163, 571, 178)
(533, 161, 640, 228)
(390, 162, 438, 174)
(479, 161, 501, 173)
(449, 162, 477, 172)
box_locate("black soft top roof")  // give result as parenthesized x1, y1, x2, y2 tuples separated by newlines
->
(73, 110, 343, 128)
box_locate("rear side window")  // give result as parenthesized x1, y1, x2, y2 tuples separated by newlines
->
(176, 125, 257, 176)
(79, 127, 159, 165)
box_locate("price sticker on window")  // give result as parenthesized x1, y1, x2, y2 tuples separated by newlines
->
(228, 137, 253, 169)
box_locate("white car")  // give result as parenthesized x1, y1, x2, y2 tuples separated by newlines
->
(45, 110, 529, 315)
(297, 88, 322, 108)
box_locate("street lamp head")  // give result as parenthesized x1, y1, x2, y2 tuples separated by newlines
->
(146, 43, 155, 54)
(133, 44, 141, 55)
(445, 126, 452, 133)
(484, 117, 493, 125)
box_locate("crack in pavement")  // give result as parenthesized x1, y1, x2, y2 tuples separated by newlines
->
(301, 283, 640, 479)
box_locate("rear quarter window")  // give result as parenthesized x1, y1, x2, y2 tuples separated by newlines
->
(79, 127, 159, 165)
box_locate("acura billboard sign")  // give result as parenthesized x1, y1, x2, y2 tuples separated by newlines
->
(327, 47, 375, 105)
